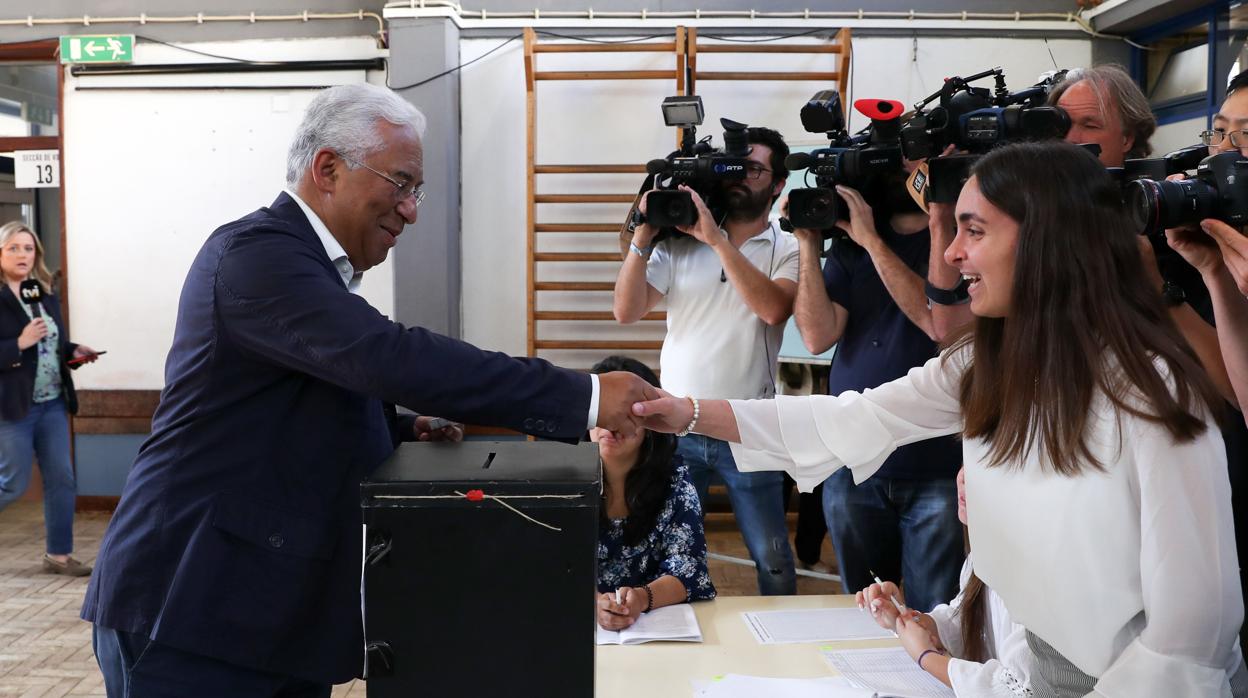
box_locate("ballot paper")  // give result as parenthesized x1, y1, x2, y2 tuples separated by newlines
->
(693, 674, 875, 698)
(821, 647, 956, 698)
(741, 608, 896, 644)
(596, 603, 703, 645)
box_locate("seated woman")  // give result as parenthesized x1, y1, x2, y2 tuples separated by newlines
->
(634, 142, 1245, 695)
(591, 356, 715, 631)
(859, 467, 1031, 696)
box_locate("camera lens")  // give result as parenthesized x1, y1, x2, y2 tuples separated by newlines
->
(647, 190, 696, 227)
(1125, 178, 1215, 236)
(789, 187, 839, 229)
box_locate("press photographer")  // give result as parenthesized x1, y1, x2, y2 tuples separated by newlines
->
(786, 91, 965, 612)
(614, 103, 800, 595)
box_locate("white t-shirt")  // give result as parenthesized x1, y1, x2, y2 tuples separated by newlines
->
(645, 220, 799, 400)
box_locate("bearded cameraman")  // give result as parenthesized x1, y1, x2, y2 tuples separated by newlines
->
(614, 125, 801, 596)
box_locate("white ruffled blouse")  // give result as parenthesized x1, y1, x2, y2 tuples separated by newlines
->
(725, 350, 1244, 697)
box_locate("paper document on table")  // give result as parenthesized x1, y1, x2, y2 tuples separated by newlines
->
(741, 608, 895, 644)
(596, 604, 702, 645)
(693, 674, 875, 697)
(821, 647, 956, 698)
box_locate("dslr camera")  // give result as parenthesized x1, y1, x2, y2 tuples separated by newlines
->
(1122, 146, 1248, 236)
(633, 95, 752, 236)
(780, 89, 904, 236)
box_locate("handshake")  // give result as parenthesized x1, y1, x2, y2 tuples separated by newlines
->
(596, 372, 717, 438)
(595, 371, 665, 437)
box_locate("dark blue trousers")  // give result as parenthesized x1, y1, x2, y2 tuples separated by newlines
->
(93, 624, 332, 698)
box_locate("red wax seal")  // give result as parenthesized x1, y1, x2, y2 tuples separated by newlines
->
(465, 489, 485, 501)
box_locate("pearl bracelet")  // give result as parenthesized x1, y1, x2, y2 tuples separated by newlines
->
(675, 397, 700, 437)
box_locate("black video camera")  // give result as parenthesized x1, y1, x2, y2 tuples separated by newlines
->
(1121, 146, 1248, 236)
(780, 90, 904, 237)
(633, 96, 751, 236)
(911, 69, 1071, 204)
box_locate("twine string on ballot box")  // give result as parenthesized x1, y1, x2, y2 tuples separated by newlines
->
(371, 489, 583, 531)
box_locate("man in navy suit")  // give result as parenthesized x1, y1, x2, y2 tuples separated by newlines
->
(83, 84, 653, 697)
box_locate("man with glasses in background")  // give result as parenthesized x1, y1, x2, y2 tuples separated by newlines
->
(83, 83, 655, 696)
(614, 126, 800, 595)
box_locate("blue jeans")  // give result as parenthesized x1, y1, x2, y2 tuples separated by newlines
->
(679, 434, 796, 595)
(0, 398, 76, 554)
(822, 469, 963, 613)
(93, 625, 331, 698)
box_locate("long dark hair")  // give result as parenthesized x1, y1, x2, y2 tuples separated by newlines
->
(590, 356, 677, 544)
(957, 572, 990, 662)
(949, 142, 1222, 474)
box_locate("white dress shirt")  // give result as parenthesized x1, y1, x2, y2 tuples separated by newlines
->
(725, 348, 1244, 697)
(283, 189, 599, 430)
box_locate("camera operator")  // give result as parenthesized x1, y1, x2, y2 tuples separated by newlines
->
(614, 126, 800, 595)
(788, 163, 969, 612)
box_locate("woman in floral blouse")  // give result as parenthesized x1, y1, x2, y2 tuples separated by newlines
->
(590, 356, 715, 631)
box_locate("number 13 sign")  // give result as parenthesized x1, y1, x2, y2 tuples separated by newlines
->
(15, 150, 59, 189)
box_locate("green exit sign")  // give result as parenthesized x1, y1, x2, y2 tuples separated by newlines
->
(59, 35, 134, 64)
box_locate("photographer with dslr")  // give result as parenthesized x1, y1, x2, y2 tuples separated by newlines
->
(789, 148, 968, 612)
(1161, 70, 1248, 422)
(615, 125, 800, 595)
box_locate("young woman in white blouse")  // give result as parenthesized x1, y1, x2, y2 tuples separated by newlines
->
(859, 467, 1031, 696)
(633, 141, 1245, 697)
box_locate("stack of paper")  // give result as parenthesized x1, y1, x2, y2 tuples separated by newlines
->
(693, 674, 875, 697)
(596, 604, 703, 645)
(742, 608, 896, 644)
(822, 647, 956, 698)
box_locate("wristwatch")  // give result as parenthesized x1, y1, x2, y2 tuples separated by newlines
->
(1162, 280, 1186, 307)
(924, 278, 971, 306)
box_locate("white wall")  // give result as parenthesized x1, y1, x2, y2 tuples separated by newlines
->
(65, 36, 393, 389)
(1153, 116, 1206, 156)
(459, 33, 1093, 362)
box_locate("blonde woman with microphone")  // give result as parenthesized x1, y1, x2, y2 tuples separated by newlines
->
(0, 221, 98, 576)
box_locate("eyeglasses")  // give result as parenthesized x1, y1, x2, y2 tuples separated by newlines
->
(744, 163, 773, 181)
(338, 153, 426, 206)
(1200, 129, 1248, 148)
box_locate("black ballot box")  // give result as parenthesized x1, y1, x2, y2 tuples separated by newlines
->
(360, 440, 600, 697)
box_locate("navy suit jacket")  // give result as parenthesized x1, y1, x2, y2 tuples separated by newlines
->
(81, 193, 592, 683)
(0, 286, 78, 421)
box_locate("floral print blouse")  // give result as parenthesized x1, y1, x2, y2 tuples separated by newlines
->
(19, 300, 61, 403)
(596, 459, 716, 602)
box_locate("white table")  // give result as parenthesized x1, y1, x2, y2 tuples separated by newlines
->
(596, 594, 903, 696)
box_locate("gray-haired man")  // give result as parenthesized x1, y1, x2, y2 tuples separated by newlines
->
(84, 84, 653, 696)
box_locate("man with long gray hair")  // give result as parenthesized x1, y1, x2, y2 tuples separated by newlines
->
(81, 83, 654, 696)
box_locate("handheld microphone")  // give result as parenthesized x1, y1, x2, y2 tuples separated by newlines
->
(18, 279, 43, 319)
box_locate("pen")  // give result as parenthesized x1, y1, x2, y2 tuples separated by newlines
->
(870, 569, 908, 615)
